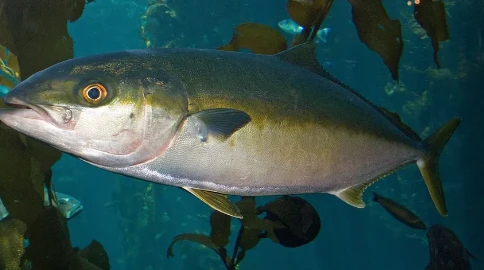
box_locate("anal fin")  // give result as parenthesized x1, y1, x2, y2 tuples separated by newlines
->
(334, 183, 369, 208)
(333, 163, 410, 208)
(183, 187, 243, 219)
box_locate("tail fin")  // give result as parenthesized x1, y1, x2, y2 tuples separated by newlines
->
(417, 117, 461, 216)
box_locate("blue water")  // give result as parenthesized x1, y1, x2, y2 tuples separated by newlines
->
(3, 0, 481, 269)
(0, 85, 8, 95)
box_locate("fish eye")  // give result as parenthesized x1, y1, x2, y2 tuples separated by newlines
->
(81, 83, 107, 104)
(59, 199, 67, 205)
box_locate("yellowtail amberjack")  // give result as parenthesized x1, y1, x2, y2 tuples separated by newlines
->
(0, 44, 460, 218)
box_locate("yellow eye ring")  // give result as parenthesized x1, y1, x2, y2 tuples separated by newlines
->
(82, 83, 107, 104)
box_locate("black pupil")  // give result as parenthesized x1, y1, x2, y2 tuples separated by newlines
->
(87, 87, 101, 100)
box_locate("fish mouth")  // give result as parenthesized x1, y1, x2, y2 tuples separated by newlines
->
(3, 97, 52, 122)
(2, 97, 73, 128)
(67, 204, 84, 219)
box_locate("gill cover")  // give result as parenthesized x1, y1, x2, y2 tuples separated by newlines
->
(1, 51, 189, 168)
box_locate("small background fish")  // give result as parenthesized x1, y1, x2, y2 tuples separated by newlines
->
(372, 191, 426, 230)
(0, 190, 83, 220)
(278, 18, 331, 42)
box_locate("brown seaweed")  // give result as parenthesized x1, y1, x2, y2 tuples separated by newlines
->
(0, 1, 107, 269)
(213, 0, 450, 79)
(414, 0, 450, 68)
(217, 23, 287, 54)
(139, 1, 180, 48)
(0, 219, 27, 269)
(287, 0, 327, 28)
(260, 196, 321, 248)
(25, 207, 107, 269)
(0, 117, 45, 225)
(167, 196, 321, 269)
(167, 233, 231, 266)
(210, 210, 231, 248)
(287, 0, 334, 45)
(77, 240, 111, 270)
(0, 0, 78, 79)
(25, 207, 78, 268)
(349, 0, 403, 80)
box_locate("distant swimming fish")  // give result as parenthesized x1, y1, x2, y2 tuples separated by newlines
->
(103, 200, 120, 208)
(0, 189, 83, 220)
(426, 224, 476, 270)
(53, 191, 84, 219)
(277, 18, 331, 42)
(372, 191, 426, 230)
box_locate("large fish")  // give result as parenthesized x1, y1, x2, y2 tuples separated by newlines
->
(426, 225, 475, 270)
(0, 44, 460, 218)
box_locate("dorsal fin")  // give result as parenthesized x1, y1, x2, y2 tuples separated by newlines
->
(275, 43, 324, 75)
(378, 106, 422, 142)
(276, 43, 422, 143)
(275, 43, 349, 87)
(275, 43, 364, 97)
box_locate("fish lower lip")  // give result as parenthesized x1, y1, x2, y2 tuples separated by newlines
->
(3, 97, 52, 122)
(0, 107, 49, 122)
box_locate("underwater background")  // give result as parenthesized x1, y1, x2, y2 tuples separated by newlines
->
(1, 0, 483, 269)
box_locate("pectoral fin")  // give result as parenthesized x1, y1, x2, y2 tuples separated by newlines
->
(183, 187, 243, 219)
(190, 108, 251, 142)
